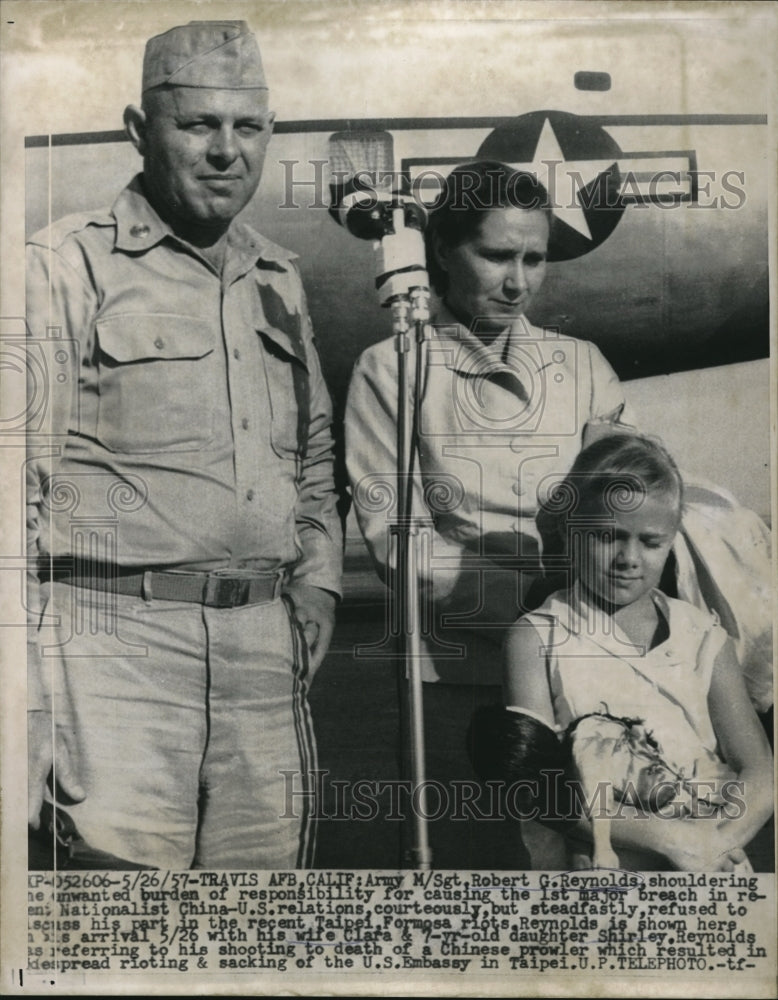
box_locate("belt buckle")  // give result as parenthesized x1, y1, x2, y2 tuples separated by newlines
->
(204, 576, 251, 608)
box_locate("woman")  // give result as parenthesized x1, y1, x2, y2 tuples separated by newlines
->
(344, 162, 637, 867)
(347, 161, 636, 659)
(345, 160, 772, 869)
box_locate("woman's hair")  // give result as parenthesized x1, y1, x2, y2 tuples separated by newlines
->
(537, 433, 684, 549)
(425, 160, 553, 295)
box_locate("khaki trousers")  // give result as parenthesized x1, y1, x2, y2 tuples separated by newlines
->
(37, 582, 318, 869)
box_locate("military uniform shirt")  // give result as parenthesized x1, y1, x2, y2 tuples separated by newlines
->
(26, 176, 342, 703)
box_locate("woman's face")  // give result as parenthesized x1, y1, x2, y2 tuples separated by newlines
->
(435, 207, 549, 332)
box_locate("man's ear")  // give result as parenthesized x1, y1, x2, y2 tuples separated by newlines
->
(123, 105, 147, 156)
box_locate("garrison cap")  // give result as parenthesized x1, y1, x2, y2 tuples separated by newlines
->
(142, 21, 267, 92)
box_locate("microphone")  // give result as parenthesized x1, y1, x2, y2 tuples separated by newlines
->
(373, 209, 428, 308)
(328, 129, 394, 239)
(328, 138, 434, 871)
(327, 130, 429, 310)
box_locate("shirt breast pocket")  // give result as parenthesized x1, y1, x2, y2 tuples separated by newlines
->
(258, 331, 308, 464)
(95, 314, 216, 454)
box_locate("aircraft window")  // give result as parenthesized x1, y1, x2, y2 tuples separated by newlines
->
(574, 71, 611, 92)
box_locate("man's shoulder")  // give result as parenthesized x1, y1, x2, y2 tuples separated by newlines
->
(235, 220, 299, 267)
(27, 207, 115, 253)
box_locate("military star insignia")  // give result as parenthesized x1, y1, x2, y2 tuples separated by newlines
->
(508, 117, 616, 241)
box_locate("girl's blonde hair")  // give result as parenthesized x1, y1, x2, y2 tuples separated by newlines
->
(537, 433, 683, 549)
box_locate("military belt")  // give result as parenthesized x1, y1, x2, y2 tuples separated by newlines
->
(42, 562, 283, 608)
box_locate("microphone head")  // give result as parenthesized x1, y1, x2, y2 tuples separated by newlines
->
(328, 130, 395, 180)
(328, 130, 397, 239)
(334, 191, 428, 241)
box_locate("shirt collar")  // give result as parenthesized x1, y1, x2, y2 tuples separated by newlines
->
(431, 304, 536, 401)
(112, 175, 298, 270)
(550, 581, 673, 661)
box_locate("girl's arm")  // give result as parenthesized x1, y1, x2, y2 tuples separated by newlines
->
(645, 636, 773, 871)
(502, 622, 682, 867)
(681, 636, 774, 865)
(503, 620, 556, 726)
(572, 638, 773, 871)
(504, 622, 773, 870)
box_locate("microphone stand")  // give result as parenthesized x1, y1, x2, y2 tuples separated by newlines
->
(379, 207, 434, 870)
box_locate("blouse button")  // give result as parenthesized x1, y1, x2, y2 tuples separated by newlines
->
(130, 223, 150, 238)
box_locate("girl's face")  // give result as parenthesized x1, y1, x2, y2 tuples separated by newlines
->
(577, 490, 679, 607)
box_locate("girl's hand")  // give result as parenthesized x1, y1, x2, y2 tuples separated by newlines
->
(667, 817, 750, 871)
(714, 847, 753, 873)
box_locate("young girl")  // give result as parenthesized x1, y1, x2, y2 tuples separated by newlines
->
(498, 433, 773, 871)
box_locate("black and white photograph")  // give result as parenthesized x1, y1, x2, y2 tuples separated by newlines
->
(1, 0, 775, 995)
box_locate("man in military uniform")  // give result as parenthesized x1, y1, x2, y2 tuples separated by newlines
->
(26, 21, 342, 869)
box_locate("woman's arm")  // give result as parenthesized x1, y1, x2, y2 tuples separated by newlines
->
(346, 345, 524, 626)
(345, 345, 466, 590)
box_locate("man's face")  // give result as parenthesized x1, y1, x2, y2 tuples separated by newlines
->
(139, 87, 275, 229)
(577, 491, 679, 608)
(436, 207, 549, 332)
